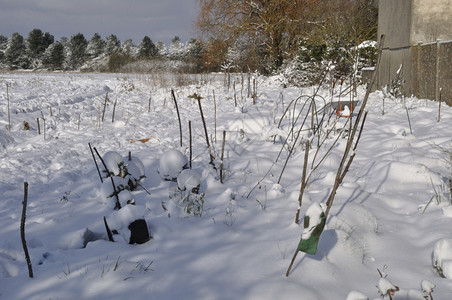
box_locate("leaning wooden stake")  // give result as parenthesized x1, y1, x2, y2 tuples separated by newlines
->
(286, 249, 299, 277)
(220, 130, 226, 183)
(171, 89, 183, 148)
(287, 36, 385, 278)
(192, 93, 215, 164)
(93, 147, 121, 210)
(295, 140, 310, 224)
(324, 34, 385, 219)
(21, 182, 34, 278)
(89, 143, 103, 183)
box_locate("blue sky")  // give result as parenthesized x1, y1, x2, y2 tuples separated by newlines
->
(0, 0, 198, 45)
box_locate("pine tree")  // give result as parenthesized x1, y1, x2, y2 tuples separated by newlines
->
(42, 42, 65, 70)
(104, 34, 120, 55)
(87, 33, 105, 59)
(27, 28, 46, 58)
(68, 33, 88, 69)
(43, 32, 54, 49)
(169, 36, 185, 60)
(155, 41, 167, 57)
(0, 35, 7, 64)
(5, 33, 28, 69)
(121, 39, 138, 58)
(138, 36, 157, 59)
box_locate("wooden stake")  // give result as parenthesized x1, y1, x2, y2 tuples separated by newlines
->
(112, 99, 118, 123)
(21, 182, 34, 278)
(101, 93, 108, 122)
(7, 83, 11, 132)
(89, 143, 103, 183)
(189, 120, 192, 169)
(295, 140, 310, 224)
(171, 89, 183, 148)
(220, 130, 226, 183)
(324, 34, 385, 219)
(213, 90, 217, 143)
(196, 95, 215, 164)
(438, 88, 442, 122)
(93, 147, 121, 210)
(285, 249, 299, 277)
(37, 118, 40, 135)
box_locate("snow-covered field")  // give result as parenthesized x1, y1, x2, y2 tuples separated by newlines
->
(1, 72, 452, 299)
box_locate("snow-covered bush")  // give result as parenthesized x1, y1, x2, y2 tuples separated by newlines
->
(177, 169, 201, 194)
(100, 176, 134, 209)
(158, 149, 188, 181)
(433, 238, 452, 278)
(100, 150, 145, 191)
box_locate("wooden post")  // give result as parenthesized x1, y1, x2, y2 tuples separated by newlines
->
(21, 182, 34, 278)
(7, 83, 11, 132)
(171, 89, 183, 148)
(189, 120, 192, 169)
(220, 130, 226, 184)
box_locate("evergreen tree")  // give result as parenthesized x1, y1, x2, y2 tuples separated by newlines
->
(42, 42, 65, 70)
(5, 32, 28, 68)
(0, 35, 7, 64)
(168, 36, 185, 60)
(104, 34, 120, 55)
(155, 41, 167, 56)
(43, 32, 54, 49)
(27, 28, 46, 58)
(68, 33, 88, 69)
(121, 39, 138, 58)
(87, 33, 105, 58)
(185, 38, 204, 72)
(138, 36, 157, 59)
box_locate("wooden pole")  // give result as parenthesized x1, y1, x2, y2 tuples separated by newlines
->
(285, 249, 299, 277)
(295, 140, 310, 224)
(189, 120, 193, 169)
(21, 182, 34, 278)
(171, 89, 183, 148)
(220, 130, 226, 183)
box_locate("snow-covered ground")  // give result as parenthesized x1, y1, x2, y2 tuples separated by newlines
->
(1, 72, 452, 299)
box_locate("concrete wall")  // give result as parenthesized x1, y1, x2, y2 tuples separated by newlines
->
(378, 0, 412, 49)
(377, 0, 452, 105)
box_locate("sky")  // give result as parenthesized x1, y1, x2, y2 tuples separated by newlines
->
(0, 0, 199, 45)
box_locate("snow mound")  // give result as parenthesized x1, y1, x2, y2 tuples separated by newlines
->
(433, 238, 452, 278)
(101, 151, 124, 177)
(177, 169, 201, 193)
(158, 149, 188, 180)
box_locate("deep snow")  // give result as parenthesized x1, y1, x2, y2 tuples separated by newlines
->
(1, 72, 452, 299)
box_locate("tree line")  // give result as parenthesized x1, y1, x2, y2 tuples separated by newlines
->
(0, 29, 203, 72)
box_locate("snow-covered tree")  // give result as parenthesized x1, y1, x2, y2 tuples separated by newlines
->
(5, 32, 28, 68)
(42, 42, 65, 70)
(168, 36, 185, 60)
(0, 35, 7, 64)
(27, 28, 46, 58)
(138, 36, 158, 59)
(121, 39, 138, 58)
(68, 33, 88, 69)
(87, 33, 105, 59)
(104, 34, 121, 55)
(155, 41, 167, 56)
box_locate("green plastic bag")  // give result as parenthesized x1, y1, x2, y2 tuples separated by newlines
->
(297, 204, 326, 255)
